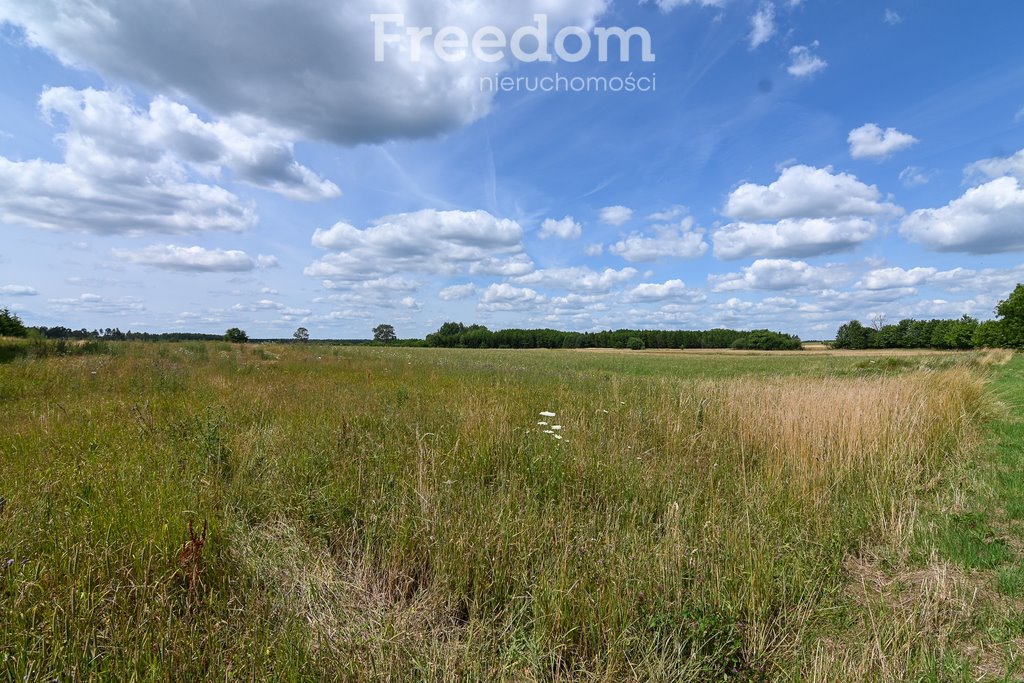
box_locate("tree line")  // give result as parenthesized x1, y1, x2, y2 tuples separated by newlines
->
(425, 322, 802, 351)
(833, 284, 1024, 350)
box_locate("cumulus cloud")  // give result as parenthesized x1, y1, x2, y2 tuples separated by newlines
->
(848, 123, 919, 160)
(857, 266, 940, 290)
(599, 205, 635, 226)
(439, 283, 477, 300)
(539, 216, 582, 240)
(624, 279, 703, 302)
(584, 243, 605, 256)
(787, 42, 827, 77)
(609, 219, 708, 262)
(112, 244, 278, 272)
(0, 285, 38, 296)
(306, 209, 525, 282)
(478, 283, 546, 312)
(469, 254, 535, 277)
(884, 9, 903, 25)
(966, 148, 1024, 183)
(724, 164, 901, 222)
(0, 87, 322, 235)
(900, 176, 1024, 253)
(713, 218, 877, 260)
(513, 266, 638, 293)
(43, 87, 338, 200)
(0, 0, 608, 145)
(749, 2, 776, 49)
(710, 258, 848, 292)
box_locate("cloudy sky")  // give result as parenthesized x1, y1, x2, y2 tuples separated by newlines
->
(1, 1, 1023, 339)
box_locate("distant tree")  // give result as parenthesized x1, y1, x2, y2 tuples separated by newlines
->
(0, 308, 28, 337)
(293, 326, 310, 342)
(626, 336, 645, 351)
(973, 319, 1007, 349)
(224, 327, 249, 343)
(996, 284, 1024, 348)
(373, 324, 397, 342)
(833, 320, 874, 349)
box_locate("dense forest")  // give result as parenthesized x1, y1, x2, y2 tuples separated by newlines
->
(425, 322, 802, 351)
(833, 284, 1024, 350)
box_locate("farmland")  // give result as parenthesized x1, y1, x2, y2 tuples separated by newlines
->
(1, 343, 1022, 681)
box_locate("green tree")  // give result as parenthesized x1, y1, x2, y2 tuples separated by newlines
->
(833, 320, 873, 349)
(224, 327, 249, 343)
(626, 336, 645, 350)
(0, 308, 28, 337)
(293, 327, 310, 342)
(373, 324, 397, 342)
(973, 319, 1007, 348)
(996, 284, 1024, 348)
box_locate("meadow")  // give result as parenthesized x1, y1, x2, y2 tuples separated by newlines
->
(1, 342, 1022, 681)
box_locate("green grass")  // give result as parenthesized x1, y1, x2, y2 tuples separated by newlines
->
(0, 343, 1007, 681)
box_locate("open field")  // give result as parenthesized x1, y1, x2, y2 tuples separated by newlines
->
(1, 343, 1022, 681)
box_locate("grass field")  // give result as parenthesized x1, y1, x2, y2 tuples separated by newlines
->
(1, 342, 1022, 681)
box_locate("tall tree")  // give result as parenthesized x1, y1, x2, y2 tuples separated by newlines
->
(224, 327, 249, 343)
(373, 324, 397, 342)
(293, 327, 310, 342)
(996, 284, 1024, 348)
(0, 308, 28, 338)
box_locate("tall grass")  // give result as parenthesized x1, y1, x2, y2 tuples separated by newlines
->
(0, 344, 991, 680)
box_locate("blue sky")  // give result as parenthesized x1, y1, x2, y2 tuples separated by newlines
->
(1, 0, 1023, 339)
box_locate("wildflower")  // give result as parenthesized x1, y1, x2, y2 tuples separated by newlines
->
(537, 421, 549, 426)
(551, 425, 562, 431)
(543, 430, 555, 434)
(553, 434, 563, 440)
(539, 411, 556, 418)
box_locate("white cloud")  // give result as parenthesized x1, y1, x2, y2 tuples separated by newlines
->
(645, 0, 726, 11)
(713, 217, 877, 260)
(42, 87, 338, 201)
(900, 176, 1024, 253)
(0, 86, 348, 235)
(724, 164, 901, 221)
(624, 279, 703, 302)
(647, 205, 688, 221)
(0, 0, 609, 146)
(0, 285, 38, 296)
(899, 166, 933, 187)
(966, 148, 1024, 183)
(883, 9, 902, 25)
(469, 254, 535, 277)
(584, 243, 605, 256)
(599, 205, 634, 226)
(848, 123, 919, 160)
(539, 216, 582, 240)
(478, 283, 546, 312)
(858, 266, 938, 290)
(749, 2, 776, 49)
(514, 266, 638, 293)
(710, 259, 848, 292)
(48, 293, 145, 315)
(439, 283, 477, 301)
(787, 42, 827, 77)
(307, 209, 525, 282)
(1016, 106, 1024, 124)
(112, 244, 277, 272)
(609, 219, 708, 262)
